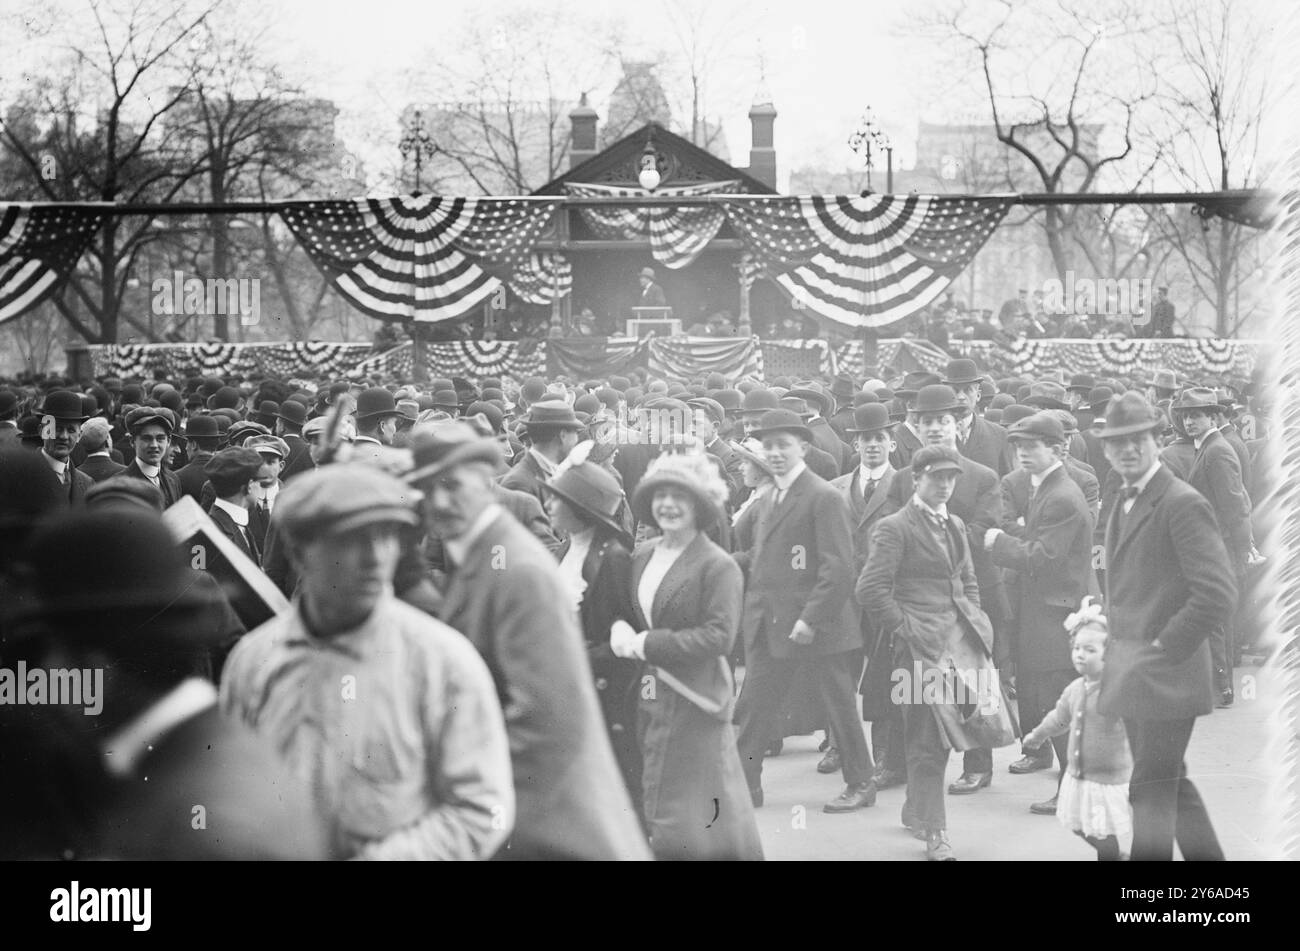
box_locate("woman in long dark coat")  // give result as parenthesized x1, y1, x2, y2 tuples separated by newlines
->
(612, 451, 764, 860)
(542, 455, 645, 824)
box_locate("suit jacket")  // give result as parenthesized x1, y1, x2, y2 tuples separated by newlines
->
(437, 509, 650, 860)
(1159, 439, 1195, 482)
(498, 450, 550, 507)
(632, 532, 744, 720)
(827, 406, 856, 444)
(78, 453, 128, 483)
(70, 440, 123, 467)
(808, 417, 848, 474)
(1186, 429, 1253, 561)
(1098, 465, 1237, 720)
(175, 450, 215, 501)
(706, 436, 747, 508)
(828, 465, 897, 580)
(734, 466, 860, 659)
(1082, 429, 1111, 487)
(959, 414, 1009, 477)
(208, 502, 262, 566)
(989, 466, 1093, 673)
(425, 484, 561, 574)
(639, 282, 667, 306)
(889, 421, 924, 471)
(96, 703, 331, 860)
(804, 443, 840, 482)
(41, 456, 95, 505)
(280, 432, 315, 482)
(1220, 424, 1252, 492)
(0, 421, 19, 451)
(123, 459, 182, 508)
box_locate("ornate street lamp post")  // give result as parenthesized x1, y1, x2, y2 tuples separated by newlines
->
(398, 109, 437, 193)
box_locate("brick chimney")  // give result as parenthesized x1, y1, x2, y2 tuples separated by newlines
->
(569, 93, 599, 170)
(747, 90, 778, 190)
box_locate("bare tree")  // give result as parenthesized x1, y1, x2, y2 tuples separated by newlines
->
(657, 0, 752, 152)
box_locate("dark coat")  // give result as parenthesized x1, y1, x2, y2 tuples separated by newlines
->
(631, 533, 762, 861)
(1159, 439, 1195, 482)
(122, 459, 182, 508)
(959, 414, 1009, 477)
(96, 704, 331, 860)
(563, 533, 644, 817)
(175, 450, 215, 501)
(804, 443, 840, 482)
(706, 436, 747, 508)
(733, 466, 860, 659)
(280, 432, 315, 482)
(1098, 465, 1237, 721)
(437, 508, 650, 860)
(1186, 429, 1253, 562)
(989, 466, 1093, 673)
(827, 406, 856, 444)
(808, 417, 848, 474)
(207, 503, 261, 566)
(889, 421, 924, 472)
(498, 450, 550, 507)
(1082, 429, 1111, 486)
(78, 453, 128, 483)
(1219, 424, 1252, 492)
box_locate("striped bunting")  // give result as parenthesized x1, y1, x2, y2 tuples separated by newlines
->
(280, 196, 559, 323)
(724, 195, 1011, 329)
(646, 334, 760, 384)
(0, 204, 105, 325)
(565, 181, 740, 269)
(509, 253, 572, 304)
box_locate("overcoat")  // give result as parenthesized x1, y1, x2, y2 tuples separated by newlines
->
(1098, 465, 1237, 721)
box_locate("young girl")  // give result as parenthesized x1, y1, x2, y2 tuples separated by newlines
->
(1022, 599, 1134, 860)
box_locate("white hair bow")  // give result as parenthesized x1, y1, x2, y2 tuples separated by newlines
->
(1064, 596, 1106, 634)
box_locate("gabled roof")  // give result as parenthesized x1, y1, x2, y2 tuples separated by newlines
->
(531, 121, 777, 196)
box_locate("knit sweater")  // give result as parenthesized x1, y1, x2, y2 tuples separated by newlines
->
(1023, 675, 1133, 785)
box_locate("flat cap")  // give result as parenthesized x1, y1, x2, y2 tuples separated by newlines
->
(1006, 411, 1066, 445)
(245, 434, 290, 459)
(276, 463, 421, 541)
(203, 447, 264, 483)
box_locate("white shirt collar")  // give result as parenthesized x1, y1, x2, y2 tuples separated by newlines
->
(353, 435, 382, 446)
(1031, 460, 1063, 488)
(858, 461, 889, 482)
(1125, 460, 1162, 494)
(136, 459, 161, 478)
(773, 460, 807, 491)
(443, 503, 504, 569)
(102, 678, 218, 778)
(40, 449, 67, 475)
(212, 496, 250, 526)
(87, 449, 111, 458)
(912, 494, 949, 521)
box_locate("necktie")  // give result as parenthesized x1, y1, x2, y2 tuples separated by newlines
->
(60, 467, 69, 486)
(1123, 485, 1140, 503)
(863, 477, 878, 503)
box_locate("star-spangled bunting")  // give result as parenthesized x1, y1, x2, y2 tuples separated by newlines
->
(279, 195, 560, 323)
(566, 181, 741, 269)
(0, 204, 106, 325)
(722, 195, 1012, 329)
(508, 253, 572, 304)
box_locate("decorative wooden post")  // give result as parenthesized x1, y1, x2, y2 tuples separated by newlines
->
(737, 252, 757, 337)
(409, 320, 428, 383)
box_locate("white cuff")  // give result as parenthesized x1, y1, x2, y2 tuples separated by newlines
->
(632, 632, 648, 661)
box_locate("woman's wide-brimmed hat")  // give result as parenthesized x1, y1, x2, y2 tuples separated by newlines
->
(730, 436, 775, 476)
(540, 456, 631, 544)
(631, 451, 729, 531)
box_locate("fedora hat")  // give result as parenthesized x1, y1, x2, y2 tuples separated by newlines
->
(779, 396, 814, 419)
(354, 387, 404, 420)
(1170, 387, 1223, 416)
(999, 403, 1035, 427)
(750, 408, 813, 442)
(406, 420, 505, 485)
(740, 388, 781, 416)
(941, 358, 982, 387)
(830, 373, 857, 402)
(845, 402, 893, 434)
(524, 400, 584, 431)
(894, 372, 942, 400)
(1096, 391, 1164, 439)
(913, 384, 969, 417)
(40, 389, 90, 423)
(1150, 368, 1179, 391)
(540, 460, 631, 544)
(1023, 381, 1070, 411)
(631, 451, 729, 531)
(785, 382, 833, 417)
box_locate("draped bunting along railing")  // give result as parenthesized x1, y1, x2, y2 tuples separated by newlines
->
(3, 190, 1273, 335)
(82, 337, 1261, 386)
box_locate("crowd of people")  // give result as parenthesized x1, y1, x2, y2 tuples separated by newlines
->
(0, 353, 1271, 860)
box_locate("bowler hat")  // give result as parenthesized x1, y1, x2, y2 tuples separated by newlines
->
(852, 391, 881, 408)
(184, 415, 221, 440)
(276, 400, 308, 427)
(207, 386, 245, 412)
(786, 382, 833, 417)
(941, 358, 983, 387)
(1066, 373, 1096, 394)
(740, 388, 781, 416)
(40, 390, 90, 422)
(750, 408, 813, 442)
(406, 420, 505, 485)
(540, 461, 631, 543)
(1087, 386, 1115, 414)
(1023, 381, 1070, 411)
(989, 393, 1014, 410)
(895, 372, 942, 400)
(354, 387, 404, 420)
(913, 384, 969, 417)
(199, 377, 225, 399)
(1096, 391, 1164, 439)
(0, 389, 19, 417)
(1006, 411, 1066, 445)
(427, 389, 460, 410)
(277, 463, 420, 542)
(845, 402, 893, 434)
(464, 400, 505, 433)
(255, 399, 280, 422)
(1000, 404, 1035, 427)
(640, 266, 656, 279)
(911, 444, 963, 476)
